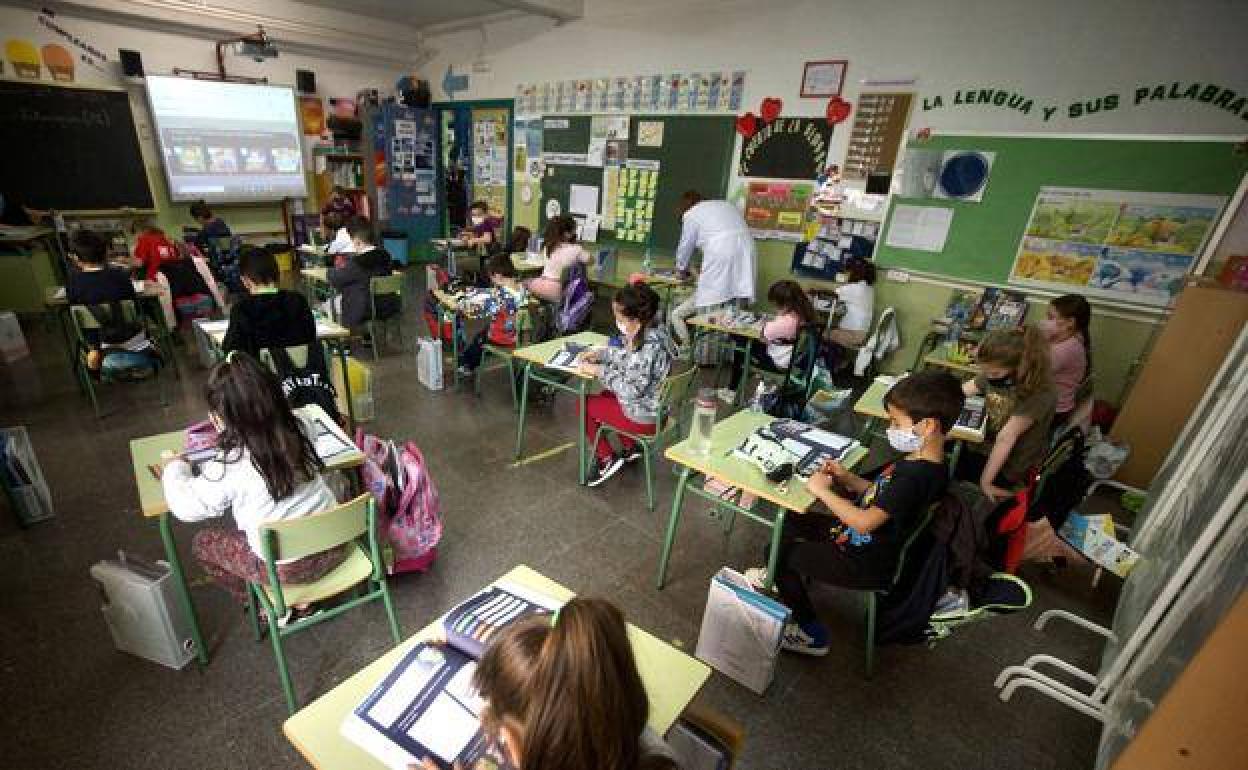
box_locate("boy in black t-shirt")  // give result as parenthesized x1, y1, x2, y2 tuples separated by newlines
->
(66, 229, 135, 306)
(745, 369, 964, 656)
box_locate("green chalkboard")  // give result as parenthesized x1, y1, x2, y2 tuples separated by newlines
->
(539, 114, 735, 252)
(875, 135, 1248, 284)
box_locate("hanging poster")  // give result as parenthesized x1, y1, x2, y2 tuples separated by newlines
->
(612, 159, 661, 243)
(592, 78, 609, 111)
(1010, 187, 1226, 306)
(591, 115, 630, 141)
(745, 182, 814, 241)
(637, 120, 665, 148)
(577, 79, 594, 112)
(738, 117, 834, 179)
(729, 71, 747, 112)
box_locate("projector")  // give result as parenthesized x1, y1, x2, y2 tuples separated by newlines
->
(236, 38, 278, 62)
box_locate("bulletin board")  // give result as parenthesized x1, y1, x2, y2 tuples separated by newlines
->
(539, 114, 736, 251)
(874, 134, 1248, 290)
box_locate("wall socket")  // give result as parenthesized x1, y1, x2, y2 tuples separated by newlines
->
(886, 269, 910, 282)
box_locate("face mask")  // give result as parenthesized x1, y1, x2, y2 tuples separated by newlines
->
(1038, 319, 1058, 338)
(886, 426, 924, 453)
(470, 215, 485, 226)
(987, 375, 1015, 388)
(616, 320, 636, 337)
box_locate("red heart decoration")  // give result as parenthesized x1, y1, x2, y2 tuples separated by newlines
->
(759, 97, 783, 123)
(826, 96, 852, 125)
(735, 112, 758, 137)
(916, 127, 933, 141)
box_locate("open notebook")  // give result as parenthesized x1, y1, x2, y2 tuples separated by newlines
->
(544, 341, 591, 372)
(341, 582, 562, 769)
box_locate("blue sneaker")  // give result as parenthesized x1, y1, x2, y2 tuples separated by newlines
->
(781, 620, 830, 656)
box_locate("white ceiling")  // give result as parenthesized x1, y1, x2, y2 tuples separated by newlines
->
(288, 0, 582, 30)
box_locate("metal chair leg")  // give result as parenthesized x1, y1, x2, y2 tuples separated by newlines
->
(865, 592, 878, 679)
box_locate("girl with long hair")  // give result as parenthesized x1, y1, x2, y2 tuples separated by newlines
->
(958, 325, 1057, 501)
(724, 280, 820, 403)
(1042, 294, 1092, 426)
(526, 215, 590, 303)
(160, 352, 343, 615)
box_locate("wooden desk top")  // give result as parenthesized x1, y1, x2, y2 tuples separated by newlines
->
(193, 318, 350, 347)
(129, 404, 362, 519)
(665, 410, 867, 513)
(45, 283, 163, 307)
(512, 331, 609, 378)
(283, 565, 711, 770)
(301, 267, 330, 284)
(511, 252, 546, 272)
(853, 377, 985, 443)
(687, 313, 764, 341)
(922, 350, 979, 375)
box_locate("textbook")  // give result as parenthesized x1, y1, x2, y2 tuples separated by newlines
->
(545, 340, 590, 372)
(733, 419, 860, 480)
(342, 582, 561, 770)
(957, 396, 987, 439)
(968, 287, 1027, 331)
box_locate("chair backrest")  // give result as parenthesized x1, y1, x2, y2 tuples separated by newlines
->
(784, 322, 822, 385)
(259, 344, 311, 371)
(69, 300, 143, 349)
(658, 363, 698, 428)
(890, 501, 940, 587)
(261, 493, 374, 563)
(370, 273, 404, 297)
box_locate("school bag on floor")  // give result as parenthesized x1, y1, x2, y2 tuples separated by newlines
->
(556, 263, 593, 334)
(353, 430, 442, 575)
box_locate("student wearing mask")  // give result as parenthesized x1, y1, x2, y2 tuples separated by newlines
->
(326, 218, 399, 331)
(668, 190, 757, 350)
(526, 215, 590, 303)
(959, 326, 1057, 502)
(577, 283, 677, 487)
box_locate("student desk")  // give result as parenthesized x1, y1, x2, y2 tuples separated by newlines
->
(300, 267, 336, 319)
(921, 348, 979, 377)
(512, 331, 609, 485)
(44, 283, 175, 376)
(1, 226, 65, 312)
(852, 376, 985, 475)
(911, 321, 985, 372)
(592, 258, 691, 319)
(282, 564, 711, 769)
(193, 317, 359, 430)
(128, 404, 362, 666)
(687, 313, 763, 403)
(511, 251, 546, 275)
(657, 410, 867, 592)
(430, 238, 479, 277)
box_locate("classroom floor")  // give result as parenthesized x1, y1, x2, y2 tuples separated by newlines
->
(0, 280, 1120, 770)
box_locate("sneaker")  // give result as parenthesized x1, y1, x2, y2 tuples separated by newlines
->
(717, 388, 737, 404)
(932, 589, 969, 617)
(620, 446, 644, 463)
(456, 365, 474, 379)
(742, 566, 769, 591)
(586, 454, 625, 487)
(781, 620, 831, 656)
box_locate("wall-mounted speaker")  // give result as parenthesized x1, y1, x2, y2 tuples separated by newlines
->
(296, 69, 316, 94)
(119, 49, 144, 77)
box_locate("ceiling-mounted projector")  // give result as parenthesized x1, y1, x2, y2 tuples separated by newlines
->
(235, 31, 278, 62)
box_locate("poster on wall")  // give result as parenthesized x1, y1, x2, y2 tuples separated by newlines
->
(738, 118, 834, 180)
(744, 182, 814, 241)
(1010, 187, 1227, 306)
(612, 159, 661, 243)
(299, 96, 325, 136)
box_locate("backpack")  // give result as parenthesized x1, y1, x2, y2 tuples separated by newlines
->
(352, 430, 443, 575)
(556, 263, 593, 335)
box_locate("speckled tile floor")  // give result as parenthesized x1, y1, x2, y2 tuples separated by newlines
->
(0, 280, 1114, 769)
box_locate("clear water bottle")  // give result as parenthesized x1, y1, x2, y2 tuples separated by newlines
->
(642, 246, 654, 274)
(689, 388, 717, 455)
(748, 381, 767, 413)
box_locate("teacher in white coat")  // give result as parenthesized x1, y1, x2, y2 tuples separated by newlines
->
(669, 190, 757, 348)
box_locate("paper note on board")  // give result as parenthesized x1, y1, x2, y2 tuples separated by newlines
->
(569, 184, 600, 217)
(637, 121, 664, 147)
(885, 205, 954, 253)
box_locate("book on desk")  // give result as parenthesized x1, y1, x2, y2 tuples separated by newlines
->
(545, 341, 592, 372)
(733, 419, 861, 480)
(341, 581, 560, 770)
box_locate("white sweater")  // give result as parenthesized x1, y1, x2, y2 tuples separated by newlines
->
(162, 418, 337, 559)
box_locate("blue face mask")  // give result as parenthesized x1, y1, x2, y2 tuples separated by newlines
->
(987, 375, 1015, 388)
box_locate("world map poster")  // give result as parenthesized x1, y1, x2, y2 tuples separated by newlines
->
(1010, 187, 1226, 306)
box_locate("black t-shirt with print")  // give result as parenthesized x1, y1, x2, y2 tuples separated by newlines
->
(831, 459, 948, 564)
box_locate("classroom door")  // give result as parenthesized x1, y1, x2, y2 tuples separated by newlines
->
(434, 100, 513, 237)
(469, 107, 510, 225)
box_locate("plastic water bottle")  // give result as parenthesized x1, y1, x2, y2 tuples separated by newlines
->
(689, 388, 717, 455)
(748, 382, 767, 413)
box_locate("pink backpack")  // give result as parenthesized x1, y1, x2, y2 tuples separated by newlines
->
(354, 430, 442, 575)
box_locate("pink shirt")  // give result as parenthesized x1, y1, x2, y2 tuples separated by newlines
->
(540, 243, 590, 282)
(1050, 334, 1088, 413)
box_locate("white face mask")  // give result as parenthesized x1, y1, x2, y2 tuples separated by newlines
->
(886, 426, 924, 453)
(616, 320, 635, 337)
(470, 215, 485, 226)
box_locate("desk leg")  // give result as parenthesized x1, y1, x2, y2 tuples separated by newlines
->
(737, 340, 752, 406)
(764, 505, 788, 593)
(577, 380, 588, 486)
(656, 467, 692, 590)
(337, 343, 356, 431)
(451, 311, 461, 385)
(514, 363, 532, 460)
(159, 513, 209, 666)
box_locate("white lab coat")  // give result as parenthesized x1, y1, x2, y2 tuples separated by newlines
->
(675, 200, 757, 307)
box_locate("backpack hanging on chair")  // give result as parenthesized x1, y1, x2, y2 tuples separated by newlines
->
(556, 263, 593, 335)
(388, 441, 443, 574)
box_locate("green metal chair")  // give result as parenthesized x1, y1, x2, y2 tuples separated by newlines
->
(68, 302, 167, 418)
(858, 501, 939, 678)
(246, 493, 402, 714)
(584, 363, 698, 510)
(473, 303, 537, 410)
(367, 274, 405, 360)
